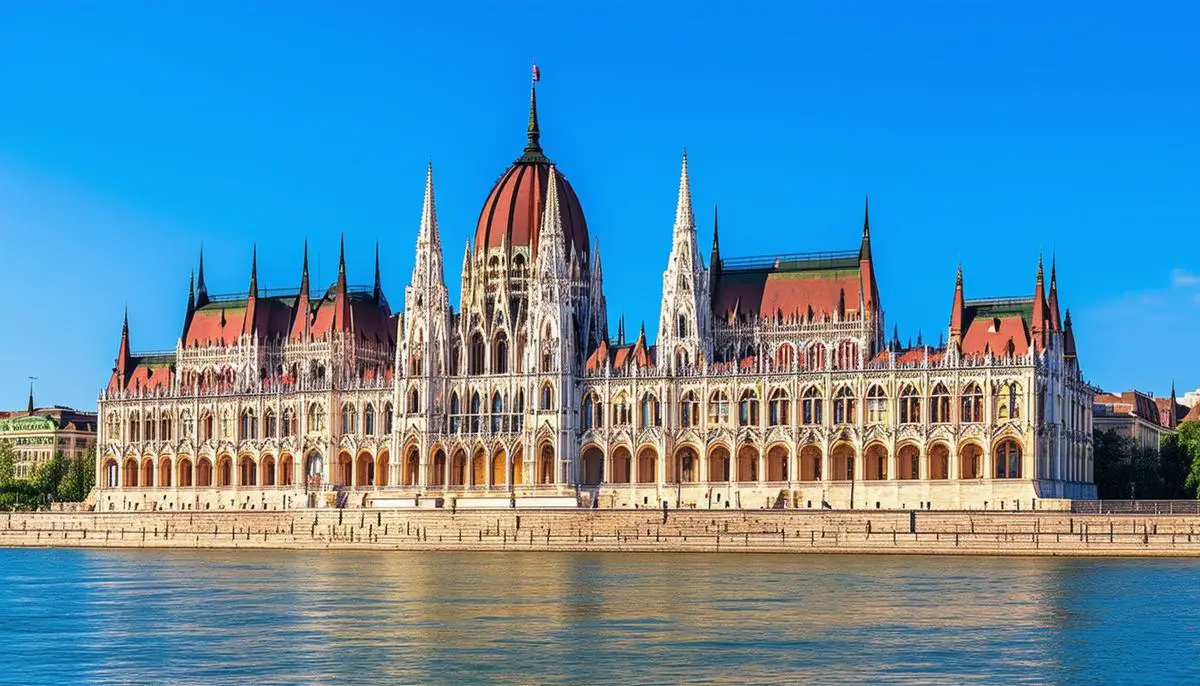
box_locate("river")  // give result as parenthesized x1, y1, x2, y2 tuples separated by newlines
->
(2, 549, 1197, 683)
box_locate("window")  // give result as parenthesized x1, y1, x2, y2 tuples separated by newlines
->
(930, 384, 951, 424)
(806, 342, 826, 371)
(470, 392, 482, 433)
(640, 394, 661, 427)
(265, 409, 278, 437)
(834, 340, 858, 370)
(768, 389, 789, 426)
(996, 382, 1021, 421)
(738, 390, 759, 426)
(540, 383, 554, 411)
(450, 393, 461, 433)
(493, 332, 509, 374)
(341, 404, 356, 434)
(364, 405, 375, 435)
(961, 384, 983, 423)
(383, 403, 393, 434)
(582, 393, 603, 430)
(679, 391, 700, 428)
(802, 387, 823, 425)
(995, 439, 1022, 478)
(708, 391, 731, 425)
(308, 404, 324, 432)
(774, 344, 795, 371)
(898, 385, 920, 424)
(469, 332, 485, 375)
(612, 393, 631, 426)
(491, 392, 503, 433)
(866, 385, 889, 425)
(408, 387, 420, 414)
(677, 313, 689, 337)
(833, 387, 856, 425)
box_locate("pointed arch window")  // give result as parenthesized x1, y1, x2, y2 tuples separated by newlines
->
(899, 385, 921, 424)
(129, 412, 140, 442)
(806, 342, 827, 371)
(582, 392, 603, 430)
(930, 383, 951, 423)
(491, 392, 504, 433)
(308, 403, 324, 433)
(774, 343, 795, 372)
(341, 404, 357, 434)
(493, 331, 509, 374)
(802, 387, 823, 425)
(738, 389, 759, 426)
(282, 408, 296, 436)
(470, 391, 481, 433)
(450, 392, 461, 433)
(708, 390, 730, 425)
(364, 404, 376, 435)
(996, 382, 1022, 421)
(640, 393, 661, 428)
(469, 332, 485, 375)
(679, 391, 700, 428)
(768, 388, 790, 426)
(540, 383, 554, 411)
(265, 408, 278, 437)
(961, 383, 984, 423)
(834, 340, 859, 370)
(383, 402, 394, 434)
(612, 393, 631, 426)
(866, 385, 889, 425)
(833, 387, 856, 425)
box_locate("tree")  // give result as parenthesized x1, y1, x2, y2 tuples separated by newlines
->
(0, 440, 13, 486)
(57, 448, 96, 503)
(1093, 429, 1134, 499)
(31, 452, 69, 505)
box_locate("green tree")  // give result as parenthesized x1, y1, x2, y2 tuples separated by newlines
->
(1158, 433, 1194, 499)
(0, 440, 13, 486)
(31, 452, 69, 505)
(1093, 429, 1134, 499)
(57, 448, 96, 502)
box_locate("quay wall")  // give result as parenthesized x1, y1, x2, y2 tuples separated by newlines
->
(5, 508, 1200, 556)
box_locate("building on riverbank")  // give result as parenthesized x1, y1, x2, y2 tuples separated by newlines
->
(94, 81, 1097, 513)
(1, 389, 96, 479)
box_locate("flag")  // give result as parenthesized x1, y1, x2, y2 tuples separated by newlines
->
(532, 64, 540, 83)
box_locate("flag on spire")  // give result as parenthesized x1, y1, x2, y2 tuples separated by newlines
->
(532, 63, 540, 83)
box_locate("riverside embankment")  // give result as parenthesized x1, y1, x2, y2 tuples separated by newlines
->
(6, 508, 1200, 556)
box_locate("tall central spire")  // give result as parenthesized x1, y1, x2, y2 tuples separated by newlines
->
(518, 84, 550, 164)
(675, 149, 695, 229)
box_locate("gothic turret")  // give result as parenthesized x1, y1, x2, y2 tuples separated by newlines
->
(196, 248, 209, 308)
(1032, 255, 1046, 352)
(949, 265, 965, 350)
(657, 150, 711, 371)
(1048, 256, 1061, 332)
(334, 235, 351, 334)
(182, 271, 196, 340)
(289, 241, 312, 340)
(859, 197, 879, 318)
(243, 245, 259, 336)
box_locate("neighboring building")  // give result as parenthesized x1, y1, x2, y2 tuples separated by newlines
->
(95, 83, 1097, 513)
(0, 391, 97, 479)
(1180, 388, 1200, 409)
(1155, 385, 1189, 431)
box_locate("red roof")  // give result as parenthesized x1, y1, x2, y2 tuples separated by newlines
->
(712, 251, 867, 322)
(474, 161, 589, 263)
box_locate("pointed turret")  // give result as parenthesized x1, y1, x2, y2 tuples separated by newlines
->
(535, 166, 569, 277)
(617, 316, 626, 346)
(1032, 254, 1046, 351)
(859, 196, 879, 317)
(675, 149, 695, 229)
(333, 235, 352, 334)
(517, 85, 549, 164)
(242, 245, 259, 336)
(373, 242, 382, 304)
(290, 241, 312, 340)
(182, 271, 196, 340)
(710, 205, 721, 309)
(1063, 309, 1077, 359)
(115, 307, 133, 387)
(27, 380, 34, 414)
(1048, 255, 1061, 332)
(196, 248, 209, 307)
(658, 149, 711, 369)
(949, 264, 965, 350)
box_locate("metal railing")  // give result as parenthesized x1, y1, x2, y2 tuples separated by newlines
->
(1071, 500, 1200, 515)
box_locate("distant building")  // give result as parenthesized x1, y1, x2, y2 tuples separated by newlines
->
(0, 389, 97, 479)
(1093, 389, 1174, 452)
(1181, 388, 1200, 409)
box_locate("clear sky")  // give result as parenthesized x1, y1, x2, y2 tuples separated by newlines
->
(1, 1, 1197, 411)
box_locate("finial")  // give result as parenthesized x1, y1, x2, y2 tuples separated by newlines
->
(675, 148, 694, 228)
(712, 205, 720, 252)
(863, 195, 870, 236)
(956, 263, 963, 286)
(373, 241, 382, 302)
(1037, 252, 1044, 281)
(339, 234, 346, 274)
(249, 244, 258, 296)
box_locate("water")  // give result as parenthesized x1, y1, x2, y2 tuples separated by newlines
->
(1, 549, 1198, 684)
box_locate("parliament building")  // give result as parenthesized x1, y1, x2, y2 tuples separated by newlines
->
(95, 85, 1097, 512)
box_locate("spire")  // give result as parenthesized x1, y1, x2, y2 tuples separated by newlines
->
(419, 161, 440, 245)
(674, 149, 695, 229)
(535, 166, 568, 276)
(299, 240, 310, 297)
(248, 244, 258, 297)
(116, 307, 133, 382)
(1063, 308, 1077, 359)
(517, 84, 549, 164)
(196, 247, 209, 307)
(1048, 254, 1061, 332)
(859, 196, 872, 261)
(242, 245, 259, 336)
(1032, 254, 1046, 351)
(334, 234, 351, 333)
(183, 271, 196, 339)
(27, 380, 34, 414)
(617, 316, 625, 346)
(290, 241, 312, 340)
(949, 264, 965, 350)
(858, 196, 878, 317)
(373, 242, 382, 304)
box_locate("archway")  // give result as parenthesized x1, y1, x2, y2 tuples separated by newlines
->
(959, 442, 983, 479)
(799, 445, 822, 481)
(471, 449, 487, 486)
(238, 455, 257, 487)
(736, 445, 759, 482)
(510, 447, 524, 486)
(429, 448, 446, 487)
(158, 457, 172, 488)
(672, 445, 699, 483)
(405, 446, 420, 486)
(140, 458, 154, 488)
(356, 452, 375, 487)
(216, 455, 233, 487)
(929, 443, 950, 480)
(304, 452, 325, 486)
(707, 445, 730, 482)
(581, 446, 604, 486)
(279, 454, 295, 486)
(767, 445, 788, 481)
(537, 443, 554, 484)
(863, 443, 887, 480)
(897, 444, 920, 480)
(831, 443, 855, 481)
(994, 439, 1022, 479)
(122, 458, 137, 487)
(636, 446, 657, 483)
(177, 457, 193, 488)
(450, 449, 466, 487)
(260, 455, 277, 486)
(102, 458, 119, 488)
(197, 457, 213, 487)
(376, 450, 390, 487)
(491, 449, 508, 487)
(611, 446, 632, 484)
(335, 451, 352, 486)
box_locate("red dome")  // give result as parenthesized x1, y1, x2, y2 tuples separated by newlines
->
(474, 161, 589, 263)
(473, 86, 589, 265)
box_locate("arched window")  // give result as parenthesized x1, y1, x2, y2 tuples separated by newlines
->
(866, 385, 889, 425)
(219, 410, 232, 439)
(612, 393, 630, 425)
(679, 391, 699, 428)
(676, 312, 689, 337)
(341, 404, 357, 434)
(738, 389, 759, 426)
(200, 411, 214, 440)
(128, 412, 140, 442)
(961, 383, 984, 423)
(640, 393, 661, 427)
(469, 332, 485, 375)
(708, 391, 730, 425)
(383, 403, 393, 434)
(144, 413, 155, 441)
(899, 385, 921, 424)
(833, 387, 856, 425)
(768, 389, 789, 426)
(308, 403, 324, 432)
(469, 391, 481, 433)
(364, 405, 376, 435)
(995, 439, 1022, 478)
(540, 383, 554, 411)
(774, 343, 795, 371)
(450, 392, 461, 432)
(282, 408, 296, 436)
(264, 408, 278, 437)
(930, 384, 951, 423)
(996, 382, 1022, 421)
(802, 386, 823, 425)
(181, 410, 195, 440)
(491, 392, 503, 432)
(805, 342, 827, 371)
(582, 392, 603, 430)
(159, 413, 171, 441)
(834, 340, 859, 370)
(408, 387, 420, 413)
(493, 331, 509, 374)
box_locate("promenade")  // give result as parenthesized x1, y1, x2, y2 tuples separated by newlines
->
(5, 508, 1200, 556)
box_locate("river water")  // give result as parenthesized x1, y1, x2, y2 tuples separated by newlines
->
(2, 548, 1198, 684)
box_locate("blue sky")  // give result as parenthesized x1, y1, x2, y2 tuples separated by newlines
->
(1, 1, 1197, 410)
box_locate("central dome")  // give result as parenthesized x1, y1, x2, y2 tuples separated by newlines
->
(473, 87, 589, 265)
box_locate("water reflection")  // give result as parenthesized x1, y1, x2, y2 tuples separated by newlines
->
(1, 549, 1198, 684)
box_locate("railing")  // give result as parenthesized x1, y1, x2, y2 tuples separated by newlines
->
(721, 250, 859, 272)
(1071, 500, 1200, 515)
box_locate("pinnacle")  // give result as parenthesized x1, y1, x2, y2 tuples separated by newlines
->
(674, 149, 695, 228)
